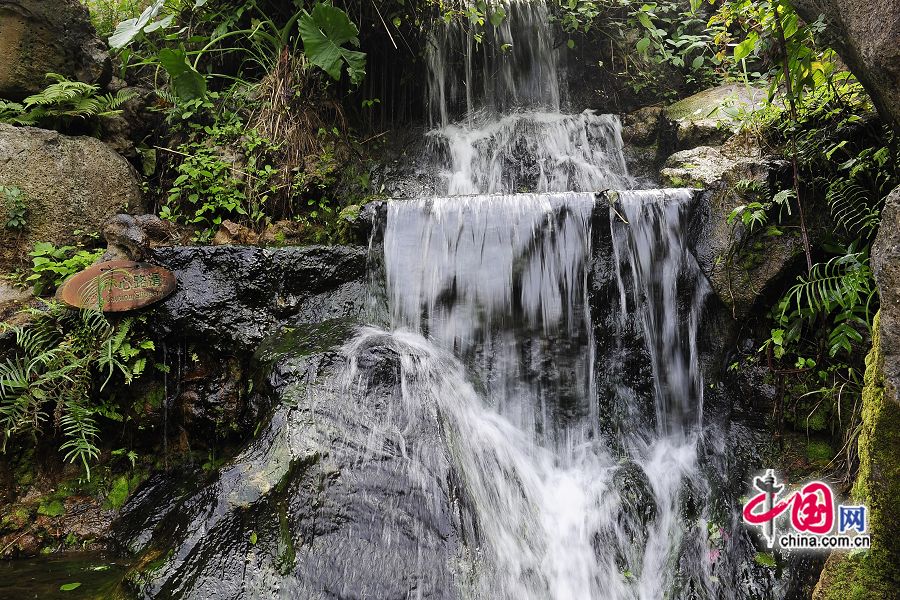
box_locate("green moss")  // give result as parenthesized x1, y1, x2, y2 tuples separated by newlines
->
(37, 499, 65, 517)
(106, 476, 131, 510)
(754, 552, 776, 568)
(805, 440, 834, 466)
(817, 312, 900, 597)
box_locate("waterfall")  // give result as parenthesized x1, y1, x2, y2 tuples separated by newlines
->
(365, 2, 746, 597)
(368, 185, 740, 599)
(422, 0, 632, 195)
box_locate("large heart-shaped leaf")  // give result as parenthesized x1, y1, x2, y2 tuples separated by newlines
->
(298, 3, 366, 86)
(157, 48, 207, 101)
(109, 0, 165, 49)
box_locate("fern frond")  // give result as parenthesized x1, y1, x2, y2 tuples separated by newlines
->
(826, 179, 881, 237)
(59, 399, 101, 480)
(782, 252, 875, 318)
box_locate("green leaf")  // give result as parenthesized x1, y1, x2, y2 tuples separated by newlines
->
(298, 3, 367, 86)
(157, 48, 207, 102)
(637, 11, 654, 31)
(691, 55, 704, 69)
(108, 0, 165, 49)
(733, 33, 758, 62)
(636, 37, 652, 54)
(60, 582, 82, 592)
(489, 7, 506, 27)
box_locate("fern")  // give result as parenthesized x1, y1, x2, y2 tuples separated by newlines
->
(778, 250, 877, 357)
(0, 304, 153, 478)
(826, 180, 882, 238)
(0, 73, 136, 131)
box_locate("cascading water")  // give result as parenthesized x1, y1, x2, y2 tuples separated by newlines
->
(362, 1, 753, 596)
(422, 0, 632, 195)
(115, 2, 772, 598)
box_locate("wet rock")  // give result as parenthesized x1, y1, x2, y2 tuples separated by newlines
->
(664, 84, 765, 151)
(150, 245, 368, 351)
(872, 185, 900, 394)
(176, 355, 248, 439)
(0, 124, 144, 272)
(212, 220, 259, 246)
(114, 321, 460, 599)
(791, 0, 900, 128)
(102, 213, 177, 261)
(664, 143, 816, 320)
(620, 106, 670, 183)
(0, 0, 111, 100)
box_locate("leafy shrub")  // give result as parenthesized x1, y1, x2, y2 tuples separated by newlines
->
(0, 185, 28, 231)
(160, 121, 279, 242)
(0, 305, 154, 479)
(26, 242, 104, 296)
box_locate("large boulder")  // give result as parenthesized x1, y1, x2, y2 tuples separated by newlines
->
(0, 0, 111, 100)
(660, 142, 821, 320)
(113, 322, 462, 599)
(664, 83, 765, 150)
(149, 245, 369, 351)
(790, 0, 900, 128)
(0, 124, 144, 272)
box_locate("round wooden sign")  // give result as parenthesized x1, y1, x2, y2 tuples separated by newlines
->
(55, 260, 177, 312)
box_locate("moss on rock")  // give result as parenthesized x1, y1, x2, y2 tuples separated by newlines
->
(814, 311, 900, 598)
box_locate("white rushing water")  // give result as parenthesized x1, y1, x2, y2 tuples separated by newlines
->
(361, 1, 740, 597)
(368, 188, 723, 599)
(423, 0, 632, 195)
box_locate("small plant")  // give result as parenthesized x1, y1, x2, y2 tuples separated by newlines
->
(1, 185, 28, 230)
(0, 305, 154, 479)
(0, 73, 135, 132)
(160, 121, 279, 242)
(25, 241, 104, 296)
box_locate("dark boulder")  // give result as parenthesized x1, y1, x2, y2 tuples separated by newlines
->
(149, 245, 369, 351)
(113, 321, 462, 600)
(0, 0, 111, 100)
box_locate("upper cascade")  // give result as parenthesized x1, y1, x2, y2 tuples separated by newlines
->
(422, 0, 633, 196)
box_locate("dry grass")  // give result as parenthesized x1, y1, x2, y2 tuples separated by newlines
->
(245, 48, 350, 219)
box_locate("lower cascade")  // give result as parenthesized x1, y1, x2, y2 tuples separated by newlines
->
(116, 190, 768, 599)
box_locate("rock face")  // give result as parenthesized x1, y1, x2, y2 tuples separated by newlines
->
(621, 84, 765, 183)
(0, 0, 111, 100)
(0, 124, 144, 272)
(660, 141, 813, 320)
(664, 83, 765, 150)
(150, 245, 369, 351)
(872, 185, 900, 396)
(113, 322, 462, 600)
(790, 0, 900, 128)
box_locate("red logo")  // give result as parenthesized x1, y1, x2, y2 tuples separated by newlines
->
(742, 470, 835, 547)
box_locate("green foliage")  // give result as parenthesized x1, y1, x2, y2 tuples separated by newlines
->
(298, 3, 366, 85)
(160, 120, 279, 242)
(1, 185, 28, 231)
(0, 74, 134, 132)
(0, 306, 154, 479)
(81, 0, 154, 38)
(553, 0, 726, 97)
(25, 242, 104, 296)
